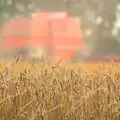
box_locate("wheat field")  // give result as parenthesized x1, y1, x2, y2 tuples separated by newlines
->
(0, 60, 120, 120)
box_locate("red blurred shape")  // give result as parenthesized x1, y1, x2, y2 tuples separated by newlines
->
(1, 16, 30, 48)
(1, 12, 85, 61)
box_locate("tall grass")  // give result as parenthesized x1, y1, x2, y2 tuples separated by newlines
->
(0, 61, 120, 120)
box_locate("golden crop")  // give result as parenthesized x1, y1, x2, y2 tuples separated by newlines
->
(0, 61, 120, 120)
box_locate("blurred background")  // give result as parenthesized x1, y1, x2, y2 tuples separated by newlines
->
(0, 0, 120, 62)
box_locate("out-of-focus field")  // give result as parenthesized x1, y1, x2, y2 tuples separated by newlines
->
(0, 61, 120, 120)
